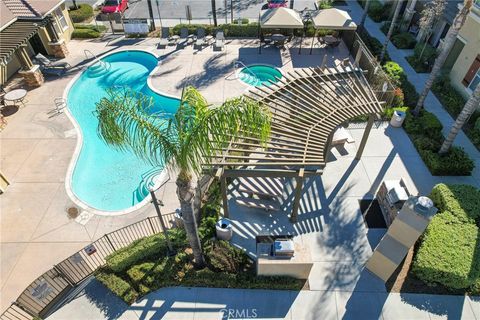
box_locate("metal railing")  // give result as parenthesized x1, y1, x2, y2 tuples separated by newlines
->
(0, 213, 176, 320)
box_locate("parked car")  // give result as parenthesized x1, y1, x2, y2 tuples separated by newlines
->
(267, 0, 288, 8)
(101, 0, 128, 14)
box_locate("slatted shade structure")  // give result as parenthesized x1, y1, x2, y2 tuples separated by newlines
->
(0, 20, 44, 65)
(205, 64, 384, 221)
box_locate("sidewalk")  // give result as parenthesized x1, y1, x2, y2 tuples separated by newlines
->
(46, 279, 480, 320)
(344, 0, 480, 186)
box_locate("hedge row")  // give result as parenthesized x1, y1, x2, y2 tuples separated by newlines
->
(72, 24, 106, 39)
(69, 4, 94, 23)
(412, 184, 480, 293)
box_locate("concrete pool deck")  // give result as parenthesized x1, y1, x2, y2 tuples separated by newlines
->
(1, 36, 479, 316)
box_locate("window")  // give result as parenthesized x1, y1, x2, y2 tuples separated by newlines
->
(55, 7, 68, 31)
(468, 69, 480, 91)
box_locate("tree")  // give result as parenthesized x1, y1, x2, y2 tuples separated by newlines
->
(379, 0, 403, 62)
(359, 0, 371, 30)
(414, 0, 474, 115)
(417, 0, 446, 60)
(211, 0, 218, 26)
(95, 87, 271, 267)
(439, 83, 480, 154)
(146, 0, 156, 30)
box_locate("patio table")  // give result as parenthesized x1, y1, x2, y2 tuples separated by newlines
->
(271, 34, 286, 42)
(4, 89, 27, 107)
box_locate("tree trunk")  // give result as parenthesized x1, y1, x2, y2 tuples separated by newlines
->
(439, 83, 480, 154)
(380, 0, 403, 62)
(290, 0, 295, 10)
(414, 0, 473, 115)
(72, 0, 78, 9)
(193, 174, 214, 223)
(176, 171, 206, 268)
(359, 0, 371, 29)
(146, 0, 156, 30)
(211, 0, 217, 27)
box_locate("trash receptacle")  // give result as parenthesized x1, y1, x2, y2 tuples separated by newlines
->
(390, 110, 406, 128)
(174, 209, 183, 228)
(216, 218, 233, 241)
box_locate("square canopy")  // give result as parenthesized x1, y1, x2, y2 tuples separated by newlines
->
(311, 8, 357, 30)
(260, 7, 304, 29)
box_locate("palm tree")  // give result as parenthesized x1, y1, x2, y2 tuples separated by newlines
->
(379, 0, 403, 62)
(439, 83, 480, 154)
(413, 0, 474, 115)
(95, 87, 271, 267)
(211, 0, 218, 26)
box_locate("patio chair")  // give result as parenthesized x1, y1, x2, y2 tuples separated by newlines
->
(39, 65, 66, 76)
(33, 53, 71, 70)
(158, 27, 170, 48)
(195, 28, 206, 48)
(214, 30, 225, 50)
(177, 27, 191, 48)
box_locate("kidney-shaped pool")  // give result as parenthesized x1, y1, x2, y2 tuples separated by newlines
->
(66, 50, 180, 212)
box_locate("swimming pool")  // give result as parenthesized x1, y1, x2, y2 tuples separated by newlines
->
(66, 50, 180, 212)
(238, 64, 282, 87)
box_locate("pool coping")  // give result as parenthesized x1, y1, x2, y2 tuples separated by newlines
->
(63, 48, 181, 216)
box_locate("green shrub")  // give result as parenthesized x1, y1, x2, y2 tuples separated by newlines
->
(172, 23, 215, 36)
(400, 79, 419, 107)
(391, 32, 416, 49)
(127, 262, 155, 284)
(172, 23, 259, 38)
(318, 0, 333, 9)
(204, 240, 249, 273)
(74, 23, 107, 32)
(432, 75, 466, 117)
(383, 61, 405, 86)
(368, 0, 390, 22)
(96, 271, 138, 304)
(404, 110, 442, 137)
(72, 28, 101, 38)
(383, 106, 408, 119)
(429, 184, 480, 223)
(358, 29, 391, 62)
(413, 211, 480, 290)
(232, 18, 249, 24)
(419, 146, 474, 176)
(69, 4, 94, 23)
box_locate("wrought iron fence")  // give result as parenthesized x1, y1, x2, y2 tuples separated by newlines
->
(0, 213, 176, 320)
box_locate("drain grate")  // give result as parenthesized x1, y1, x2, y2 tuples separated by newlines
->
(66, 206, 79, 219)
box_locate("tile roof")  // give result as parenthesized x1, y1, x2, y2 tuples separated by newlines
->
(1, 0, 63, 19)
(0, 1, 16, 30)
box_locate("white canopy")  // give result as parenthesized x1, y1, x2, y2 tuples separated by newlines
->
(311, 8, 357, 30)
(260, 8, 304, 29)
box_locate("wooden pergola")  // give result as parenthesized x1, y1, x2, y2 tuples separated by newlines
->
(203, 63, 384, 222)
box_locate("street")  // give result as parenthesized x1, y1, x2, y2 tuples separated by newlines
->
(67, 0, 317, 23)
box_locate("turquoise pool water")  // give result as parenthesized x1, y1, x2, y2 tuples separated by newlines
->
(67, 50, 180, 212)
(238, 64, 282, 87)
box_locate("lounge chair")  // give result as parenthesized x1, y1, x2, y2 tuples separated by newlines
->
(34, 53, 70, 70)
(214, 30, 225, 50)
(158, 27, 170, 48)
(39, 65, 66, 76)
(177, 27, 191, 48)
(195, 28, 206, 48)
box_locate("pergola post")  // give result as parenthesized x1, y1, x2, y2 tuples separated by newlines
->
(320, 54, 328, 70)
(309, 29, 317, 55)
(355, 114, 375, 160)
(15, 45, 33, 70)
(291, 168, 304, 223)
(354, 45, 363, 66)
(220, 174, 229, 218)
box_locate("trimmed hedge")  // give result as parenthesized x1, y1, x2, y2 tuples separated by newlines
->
(429, 183, 480, 223)
(412, 184, 480, 292)
(96, 271, 138, 304)
(413, 212, 480, 290)
(172, 23, 259, 38)
(391, 32, 416, 49)
(72, 24, 106, 38)
(69, 4, 94, 23)
(368, 0, 392, 22)
(105, 228, 186, 272)
(432, 75, 466, 118)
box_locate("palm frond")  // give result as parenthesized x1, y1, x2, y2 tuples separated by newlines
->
(95, 88, 178, 167)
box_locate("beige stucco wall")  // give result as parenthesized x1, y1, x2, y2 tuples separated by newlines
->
(57, 3, 74, 42)
(449, 7, 480, 99)
(5, 43, 35, 81)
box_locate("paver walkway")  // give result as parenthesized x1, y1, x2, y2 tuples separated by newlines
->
(47, 279, 480, 320)
(344, 0, 480, 186)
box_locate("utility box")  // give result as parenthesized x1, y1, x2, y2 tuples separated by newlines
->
(366, 196, 437, 282)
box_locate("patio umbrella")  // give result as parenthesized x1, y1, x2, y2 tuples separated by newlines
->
(258, 8, 304, 53)
(311, 8, 357, 30)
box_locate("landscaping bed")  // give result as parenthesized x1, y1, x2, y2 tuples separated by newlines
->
(387, 184, 480, 295)
(69, 4, 94, 23)
(431, 75, 480, 150)
(380, 22, 417, 49)
(96, 182, 306, 304)
(405, 43, 437, 73)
